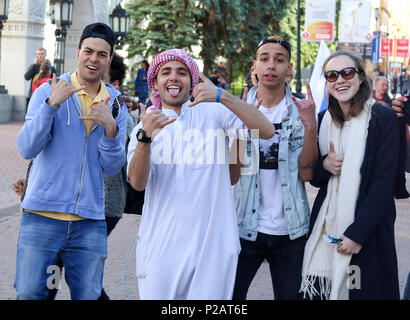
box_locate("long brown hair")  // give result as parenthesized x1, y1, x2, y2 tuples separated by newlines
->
(33, 61, 52, 88)
(323, 51, 372, 126)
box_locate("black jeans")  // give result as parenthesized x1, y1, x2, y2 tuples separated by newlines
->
(233, 232, 306, 300)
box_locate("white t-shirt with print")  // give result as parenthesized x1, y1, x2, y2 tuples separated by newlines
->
(257, 97, 289, 235)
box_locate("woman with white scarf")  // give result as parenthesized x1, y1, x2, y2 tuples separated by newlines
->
(300, 51, 400, 300)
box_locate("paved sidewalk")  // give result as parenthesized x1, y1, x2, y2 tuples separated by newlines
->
(0, 122, 29, 217)
(1, 186, 409, 300)
(0, 121, 409, 300)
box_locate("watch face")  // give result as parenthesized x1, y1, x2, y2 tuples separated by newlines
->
(137, 131, 143, 140)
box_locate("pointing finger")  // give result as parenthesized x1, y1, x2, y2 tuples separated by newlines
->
(306, 83, 314, 102)
(51, 73, 57, 86)
(161, 117, 177, 128)
(74, 85, 87, 93)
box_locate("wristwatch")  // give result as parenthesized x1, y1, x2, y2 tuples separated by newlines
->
(136, 129, 152, 143)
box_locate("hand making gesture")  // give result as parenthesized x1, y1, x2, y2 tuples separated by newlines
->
(323, 141, 344, 176)
(189, 72, 263, 109)
(78, 96, 118, 138)
(47, 73, 86, 109)
(291, 83, 317, 130)
(241, 86, 263, 109)
(139, 104, 176, 139)
(189, 72, 219, 107)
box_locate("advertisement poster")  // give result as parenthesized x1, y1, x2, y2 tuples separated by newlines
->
(396, 39, 409, 57)
(380, 38, 394, 57)
(340, 0, 372, 43)
(371, 31, 381, 64)
(302, 0, 336, 42)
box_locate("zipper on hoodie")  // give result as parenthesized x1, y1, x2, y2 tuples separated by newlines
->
(73, 134, 88, 213)
(72, 94, 115, 213)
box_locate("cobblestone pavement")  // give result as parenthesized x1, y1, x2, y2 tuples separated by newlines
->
(0, 121, 409, 300)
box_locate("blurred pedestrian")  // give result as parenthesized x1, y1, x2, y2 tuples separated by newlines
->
(24, 48, 57, 111)
(134, 60, 149, 105)
(400, 71, 409, 96)
(209, 69, 222, 87)
(31, 61, 52, 94)
(239, 65, 257, 99)
(373, 76, 392, 106)
(217, 60, 229, 89)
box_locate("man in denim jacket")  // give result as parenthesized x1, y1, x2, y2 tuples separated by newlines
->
(232, 35, 318, 300)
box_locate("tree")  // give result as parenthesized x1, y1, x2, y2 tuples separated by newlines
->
(125, 0, 323, 83)
(126, 0, 200, 59)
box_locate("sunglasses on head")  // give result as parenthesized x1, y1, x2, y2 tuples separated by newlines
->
(324, 67, 361, 82)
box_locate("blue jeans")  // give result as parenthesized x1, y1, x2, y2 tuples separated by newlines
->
(14, 211, 107, 300)
(233, 232, 306, 300)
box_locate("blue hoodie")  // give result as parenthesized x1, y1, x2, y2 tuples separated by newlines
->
(17, 72, 128, 220)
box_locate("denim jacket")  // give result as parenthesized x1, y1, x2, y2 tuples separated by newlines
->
(233, 84, 310, 240)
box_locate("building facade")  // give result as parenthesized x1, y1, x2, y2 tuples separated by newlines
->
(0, 0, 119, 123)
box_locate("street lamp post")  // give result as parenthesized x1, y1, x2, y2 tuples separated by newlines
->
(0, 0, 9, 94)
(50, 0, 73, 75)
(296, 0, 302, 94)
(109, 2, 129, 50)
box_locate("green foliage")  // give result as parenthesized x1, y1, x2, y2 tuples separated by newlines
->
(125, 0, 200, 59)
(125, 0, 330, 82)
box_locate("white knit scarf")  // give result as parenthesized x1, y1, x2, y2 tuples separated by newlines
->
(300, 99, 373, 300)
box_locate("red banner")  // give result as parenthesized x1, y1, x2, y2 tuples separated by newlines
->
(380, 38, 393, 57)
(396, 39, 409, 57)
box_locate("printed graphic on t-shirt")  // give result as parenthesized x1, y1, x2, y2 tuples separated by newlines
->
(259, 122, 282, 170)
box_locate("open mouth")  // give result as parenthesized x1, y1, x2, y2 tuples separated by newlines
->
(167, 86, 181, 97)
(336, 86, 349, 92)
(263, 74, 277, 80)
(86, 65, 98, 72)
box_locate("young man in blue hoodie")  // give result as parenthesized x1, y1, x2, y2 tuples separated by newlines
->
(14, 23, 128, 300)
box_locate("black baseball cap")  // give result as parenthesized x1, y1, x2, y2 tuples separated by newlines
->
(257, 35, 291, 58)
(79, 23, 115, 52)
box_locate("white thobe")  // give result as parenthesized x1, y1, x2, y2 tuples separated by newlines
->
(127, 100, 242, 299)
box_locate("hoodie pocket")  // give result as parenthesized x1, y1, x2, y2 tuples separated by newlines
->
(40, 161, 60, 192)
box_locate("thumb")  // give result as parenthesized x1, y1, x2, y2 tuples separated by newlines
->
(103, 96, 111, 107)
(199, 72, 213, 85)
(329, 141, 335, 153)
